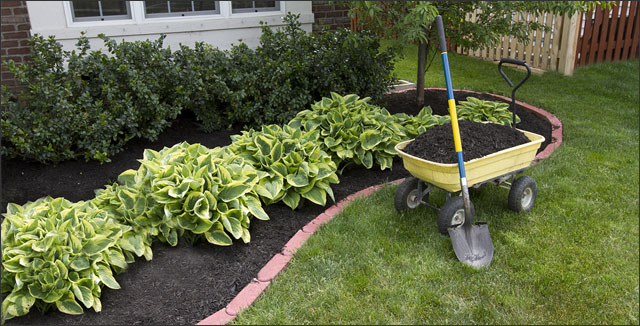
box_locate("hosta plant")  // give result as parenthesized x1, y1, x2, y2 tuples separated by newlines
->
(457, 96, 520, 126)
(1, 197, 137, 322)
(94, 142, 269, 247)
(289, 93, 407, 171)
(228, 124, 339, 209)
(392, 106, 451, 138)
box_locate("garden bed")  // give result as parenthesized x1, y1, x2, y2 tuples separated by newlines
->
(1, 89, 554, 325)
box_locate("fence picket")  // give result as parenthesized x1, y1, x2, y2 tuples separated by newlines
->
(605, 2, 621, 61)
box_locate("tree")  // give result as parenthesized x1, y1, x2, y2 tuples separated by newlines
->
(346, 1, 613, 109)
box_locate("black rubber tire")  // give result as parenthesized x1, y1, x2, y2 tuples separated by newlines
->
(508, 175, 537, 212)
(394, 177, 426, 213)
(437, 196, 475, 234)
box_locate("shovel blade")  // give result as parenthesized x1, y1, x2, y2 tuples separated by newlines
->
(447, 222, 494, 268)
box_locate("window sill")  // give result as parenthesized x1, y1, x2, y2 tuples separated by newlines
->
(34, 11, 314, 40)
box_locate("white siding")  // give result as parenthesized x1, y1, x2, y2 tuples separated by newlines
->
(25, 1, 313, 51)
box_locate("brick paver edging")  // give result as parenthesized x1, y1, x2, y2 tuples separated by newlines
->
(197, 88, 562, 325)
(197, 179, 405, 325)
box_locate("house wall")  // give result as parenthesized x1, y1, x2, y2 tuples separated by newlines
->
(311, 1, 351, 34)
(1, 1, 32, 89)
(25, 1, 313, 52)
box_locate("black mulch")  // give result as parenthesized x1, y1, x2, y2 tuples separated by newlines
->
(402, 120, 531, 163)
(1, 89, 552, 325)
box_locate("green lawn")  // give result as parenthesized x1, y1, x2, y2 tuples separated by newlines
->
(232, 44, 640, 324)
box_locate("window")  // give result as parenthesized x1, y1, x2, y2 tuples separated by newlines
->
(70, 1, 131, 22)
(231, 1, 279, 13)
(144, 1, 220, 18)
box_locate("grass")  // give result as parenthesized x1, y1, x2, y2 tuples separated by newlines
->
(232, 43, 640, 324)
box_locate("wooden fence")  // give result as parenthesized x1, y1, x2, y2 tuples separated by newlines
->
(454, 1, 639, 76)
(575, 1, 639, 68)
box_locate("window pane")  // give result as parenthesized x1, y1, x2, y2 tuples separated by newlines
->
(145, 0, 169, 14)
(193, 1, 215, 11)
(169, 0, 192, 13)
(100, 1, 128, 16)
(254, 1, 275, 8)
(232, 0, 253, 9)
(72, 0, 100, 17)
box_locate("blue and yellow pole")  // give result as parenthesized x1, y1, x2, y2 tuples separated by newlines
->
(435, 15, 473, 221)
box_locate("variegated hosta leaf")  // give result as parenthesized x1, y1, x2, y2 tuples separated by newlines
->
(227, 124, 339, 209)
(1, 197, 129, 322)
(289, 93, 416, 171)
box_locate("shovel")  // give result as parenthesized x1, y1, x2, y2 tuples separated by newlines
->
(435, 15, 494, 267)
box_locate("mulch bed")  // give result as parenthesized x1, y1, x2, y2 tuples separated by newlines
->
(1, 89, 552, 325)
(402, 120, 531, 163)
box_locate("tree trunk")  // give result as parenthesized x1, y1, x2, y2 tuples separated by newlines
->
(416, 40, 427, 110)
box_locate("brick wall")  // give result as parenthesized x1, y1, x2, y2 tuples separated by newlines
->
(1, 1, 31, 90)
(311, 1, 351, 34)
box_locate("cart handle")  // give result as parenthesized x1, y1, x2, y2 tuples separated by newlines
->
(498, 58, 531, 88)
(498, 58, 531, 128)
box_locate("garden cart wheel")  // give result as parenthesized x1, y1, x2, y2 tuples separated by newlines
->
(394, 177, 427, 212)
(437, 196, 475, 235)
(508, 175, 537, 212)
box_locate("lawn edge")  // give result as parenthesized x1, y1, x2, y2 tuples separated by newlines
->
(197, 88, 563, 325)
(196, 179, 405, 325)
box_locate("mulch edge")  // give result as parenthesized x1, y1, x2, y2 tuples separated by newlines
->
(196, 88, 563, 325)
(197, 179, 405, 325)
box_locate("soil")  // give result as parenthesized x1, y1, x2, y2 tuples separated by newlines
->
(1, 89, 553, 325)
(402, 120, 531, 163)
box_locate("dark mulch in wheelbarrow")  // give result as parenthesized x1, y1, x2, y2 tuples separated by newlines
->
(402, 120, 531, 163)
(1, 89, 552, 325)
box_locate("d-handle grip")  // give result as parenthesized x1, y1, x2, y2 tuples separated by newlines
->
(498, 58, 531, 88)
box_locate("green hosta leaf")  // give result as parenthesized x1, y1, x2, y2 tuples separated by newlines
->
(301, 187, 327, 206)
(316, 181, 335, 202)
(241, 228, 251, 244)
(221, 215, 242, 239)
(70, 257, 90, 271)
(168, 180, 191, 198)
(191, 218, 213, 234)
(282, 191, 301, 209)
(204, 230, 233, 246)
(270, 162, 288, 177)
(218, 183, 251, 202)
(362, 151, 374, 169)
(117, 188, 136, 210)
(117, 169, 137, 186)
(56, 293, 84, 315)
(254, 134, 273, 157)
(83, 236, 115, 256)
(71, 284, 94, 309)
(360, 130, 382, 150)
(120, 233, 145, 257)
(245, 195, 269, 220)
(96, 264, 120, 290)
(286, 168, 309, 187)
(194, 197, 210, 220)
(255, 176, 283, 200)
(167, 229, 178, 246)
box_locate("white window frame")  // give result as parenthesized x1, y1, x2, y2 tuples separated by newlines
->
(231, 1, 280, 14)
(62, 1, 283, 27)
(144, 1, 221, 19)
(69, 1, 132, 22)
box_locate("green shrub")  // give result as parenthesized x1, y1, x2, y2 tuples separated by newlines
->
(184, 13, 397, 129)
(228, 124, 339, 209)
(172, 42, 238, 131)
(1, 197, 141, 322)
(1, 34, 182, 164)
(93, 142, 269, 247)
(457, 96, 520, 126)
(289, 93, 407, 171)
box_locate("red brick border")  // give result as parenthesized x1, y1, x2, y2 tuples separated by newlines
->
(196, 180, 403, 325)
(197, 90, 561, 325)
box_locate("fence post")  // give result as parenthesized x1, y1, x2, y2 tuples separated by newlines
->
(558, 13, 581, 76)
